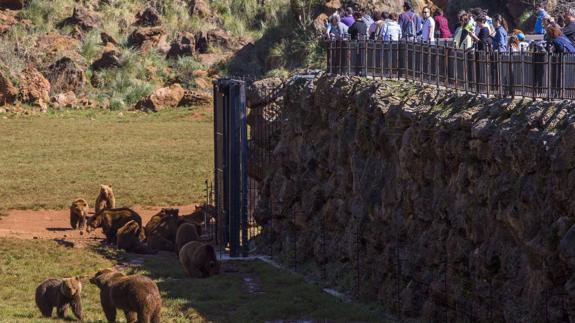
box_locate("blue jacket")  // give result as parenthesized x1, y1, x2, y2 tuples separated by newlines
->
(534, 9, 547, 35)
(553, 36, 575, 53)
(492, 26, 508, 51)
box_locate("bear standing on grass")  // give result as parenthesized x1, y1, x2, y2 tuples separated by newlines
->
(35, 276, 84, 321)
(95, 184, 115, 214)
(70, 198, 89, 230)
(90, 268, 162, 323)
(179, 241, 220, 278)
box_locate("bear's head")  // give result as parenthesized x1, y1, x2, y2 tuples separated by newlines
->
(72, 199, 89, 216)
(100, 184, 113, 199)
(207, 260, 220, 276)
(85, 214, 103, 233)
(60, 276, 82, 298)
(90, 268, 123, 287)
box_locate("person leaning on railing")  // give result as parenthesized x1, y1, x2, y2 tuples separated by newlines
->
(547, 25, 575, 53)
(453, 12, 475, 49)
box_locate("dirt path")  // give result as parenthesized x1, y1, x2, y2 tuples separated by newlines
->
(0, 205, 198, 247)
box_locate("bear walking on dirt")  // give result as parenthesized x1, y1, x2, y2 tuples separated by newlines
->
(95, 184, 115, 214)
(35, 276, 84, 321)
(69, 198, 89, 230)
(145, 208, 180, 251)
(90, 268, 162, 323)
(175, 222, 200, 255)
(179, 241, 220, 278)
(117, 220, 157, 254)
(86, 208, 142, 243)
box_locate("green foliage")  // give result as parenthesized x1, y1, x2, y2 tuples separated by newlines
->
(79, 30, 101, 63)
(171, 56, 207, 89)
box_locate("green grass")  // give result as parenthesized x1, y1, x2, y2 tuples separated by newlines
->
(0, 108, 213, 210)
(0, 238, 116, 322)
(0, 238, 383, 322)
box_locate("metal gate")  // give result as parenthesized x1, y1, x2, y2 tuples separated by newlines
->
(213, 79, 249, 257)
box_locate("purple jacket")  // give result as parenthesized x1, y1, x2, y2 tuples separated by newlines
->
(341, 15, 355, 27)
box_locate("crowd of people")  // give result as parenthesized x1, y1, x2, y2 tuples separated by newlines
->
(325, 1, 575, 54)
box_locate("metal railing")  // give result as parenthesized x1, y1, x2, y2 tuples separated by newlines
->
(326, 39, 575, 100)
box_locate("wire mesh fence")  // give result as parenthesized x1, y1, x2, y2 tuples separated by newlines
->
(326, 39, 575, 100)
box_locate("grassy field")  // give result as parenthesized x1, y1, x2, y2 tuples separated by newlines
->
(0, 238, 382, 322)
(0, 108, 213, 210)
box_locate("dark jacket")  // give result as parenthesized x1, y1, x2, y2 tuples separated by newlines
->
(349, 20, 368, 40)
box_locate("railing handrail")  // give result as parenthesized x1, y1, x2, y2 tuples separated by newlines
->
(325, 39, 575, 101)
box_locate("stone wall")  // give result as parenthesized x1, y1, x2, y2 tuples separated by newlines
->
(254, 74, 575, 322)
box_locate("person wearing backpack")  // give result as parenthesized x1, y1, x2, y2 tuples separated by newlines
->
(399, 2, 422, 39)
(368, 11, 386, 40)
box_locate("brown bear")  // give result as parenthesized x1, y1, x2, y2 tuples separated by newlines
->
(90, 268, 162, 323)
(70, 198, 89, 230)
(95, 184, 115, 214)
(35, 276, 83, 320)
(117, 220, 157, 254)
(86, 208, 142, 243)
(175, 222, 200, 255)
(179, 241, 220, 278)
(145, 208, 180, 251)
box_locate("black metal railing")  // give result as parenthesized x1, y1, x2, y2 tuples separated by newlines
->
(326, 39, 575, 100)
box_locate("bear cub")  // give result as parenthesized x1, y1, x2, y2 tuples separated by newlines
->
(70, 198, 89, 230)
(35, 276, 83, 321)
(95, 184, 115, 214)
(179, 241, 220, 278)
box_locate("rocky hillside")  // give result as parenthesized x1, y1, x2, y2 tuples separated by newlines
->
(0, 0, 289, 112)
(255, 74, 575, 322)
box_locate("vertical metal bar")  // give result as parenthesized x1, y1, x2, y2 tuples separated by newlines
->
(521, 49, 525, 97)
(561, 54, 566, 99)
(454, 48, 458, 91)
(464, 48, 468, 93)
(486, 52, 491, 97)
(444, 44, 448, 88)
(436, 44, 440, 89)
(364, 39, 368, 77)
(547, 53, 552, 100)
(509, 52, 514, 98)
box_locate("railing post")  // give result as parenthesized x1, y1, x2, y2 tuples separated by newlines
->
(364, 39, 369, 77)
(436, 44, 440, 89)
(509, 52, 514, 98)
(561, 54, 566, 99)
(464, 48, 468, 94)
(420, 40, 424, 85)
(444, 43, 449, 88)
(547, 53, 552, 101)
(486, 49, 491, 97)
(412, 38, 416, 82)
(521, 48, 525, 97)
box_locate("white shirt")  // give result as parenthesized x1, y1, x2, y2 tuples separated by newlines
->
(421, 17, 435, 41)
(384, 21, 402, 41)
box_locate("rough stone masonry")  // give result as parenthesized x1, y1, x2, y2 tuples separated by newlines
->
(253, 74, 575, 322)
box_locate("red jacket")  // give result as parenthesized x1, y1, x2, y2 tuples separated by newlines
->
(434, 15, 452, 38)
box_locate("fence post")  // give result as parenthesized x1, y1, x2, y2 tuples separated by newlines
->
(464, 48, 468, 94)
(347, 41, 352, 75)
(521, 49, 525, 97)
(547, 53, 552, 101)
(444, 44, 449, 88)
(364, 39, 368, 77)
(561, 54, 566, 99)
(509, 52, 514, 98)
(436, 44, 440, 89)
(486, 50, 491, 97)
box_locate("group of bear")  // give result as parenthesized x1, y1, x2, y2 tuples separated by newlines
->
(35, 184, 220, 322)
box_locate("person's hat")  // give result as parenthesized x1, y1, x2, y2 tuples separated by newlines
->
(517, 33, 525, 41)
